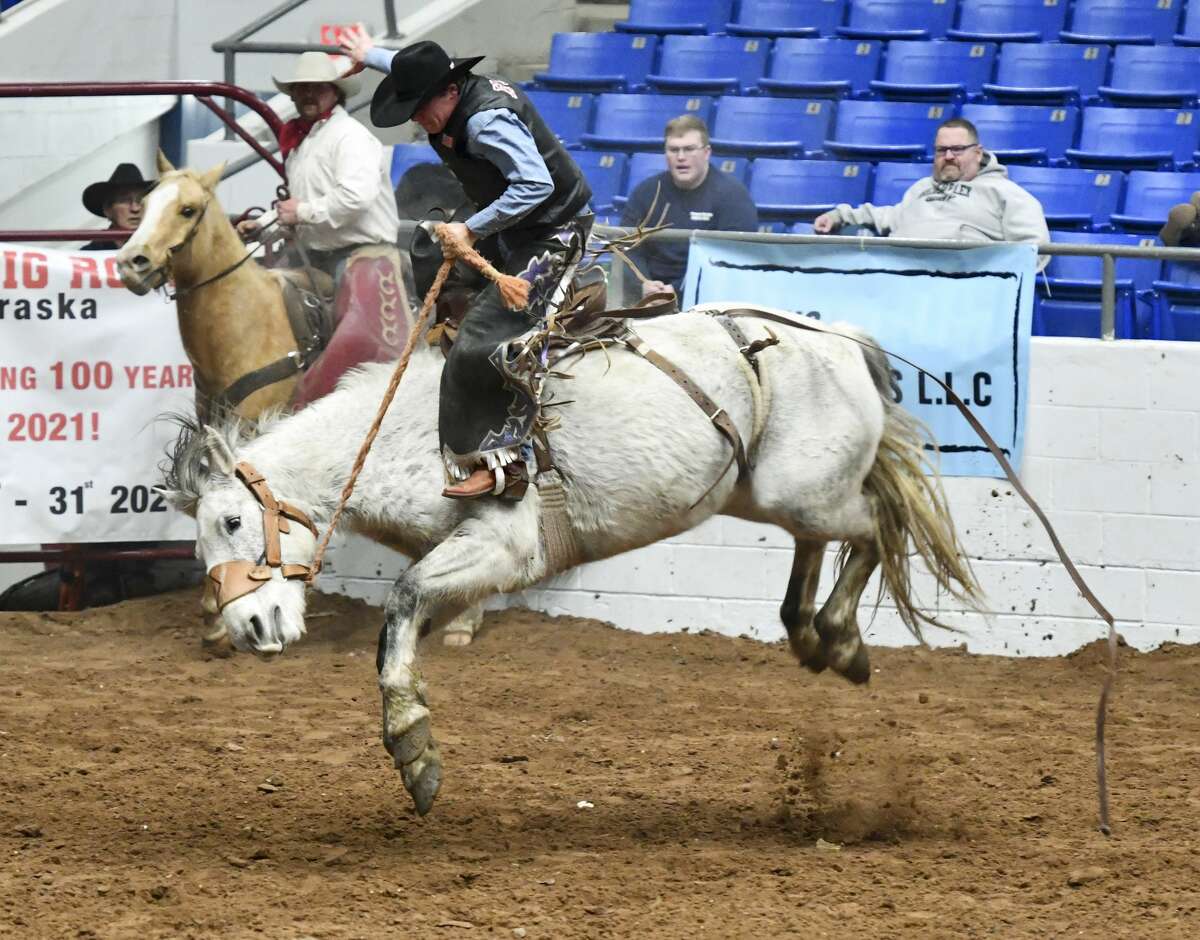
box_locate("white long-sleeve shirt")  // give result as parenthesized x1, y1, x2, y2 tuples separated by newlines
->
(288, 105, 399, 252)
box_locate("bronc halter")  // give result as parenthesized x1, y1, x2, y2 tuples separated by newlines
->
(206, 461, 319, 612)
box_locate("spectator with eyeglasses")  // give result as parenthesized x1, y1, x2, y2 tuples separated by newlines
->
(814, 117, 1048, 269)
(620, 114, 758, 299)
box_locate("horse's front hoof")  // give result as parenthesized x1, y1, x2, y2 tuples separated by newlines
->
(442, 629, 473, 647)
(401, 749, 442, 816)
(201, 631, 235, 659)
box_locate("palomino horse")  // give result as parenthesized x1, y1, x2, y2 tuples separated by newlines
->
(116, 154, 308, 418)
(162, 304, 982, 816)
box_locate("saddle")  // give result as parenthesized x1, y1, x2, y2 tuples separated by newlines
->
(290, 246, 417, 409)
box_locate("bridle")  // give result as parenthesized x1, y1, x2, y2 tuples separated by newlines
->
(137, 186, 258, 298)
(206, 461, 318, 611)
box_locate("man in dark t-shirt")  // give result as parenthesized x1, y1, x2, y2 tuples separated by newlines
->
(619, 114, 757, 298)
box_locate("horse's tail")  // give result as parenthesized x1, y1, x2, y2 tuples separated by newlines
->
(854, 331, 984, 643)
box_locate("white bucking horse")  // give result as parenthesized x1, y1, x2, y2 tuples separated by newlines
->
(161, 303, 981, 816)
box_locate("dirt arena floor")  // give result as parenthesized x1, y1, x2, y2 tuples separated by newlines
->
(1, 587, 1198, 939)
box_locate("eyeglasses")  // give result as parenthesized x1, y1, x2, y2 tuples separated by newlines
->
(933, 143, 979, 157)
(665, 144, 707, 156)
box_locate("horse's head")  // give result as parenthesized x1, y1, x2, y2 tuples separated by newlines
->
(117, 152, 225, 295)
(160, 421, 314, 657)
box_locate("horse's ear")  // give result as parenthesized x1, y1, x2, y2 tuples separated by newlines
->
(156, 149, 176, 175)
(203, 426, 237, 477)
(153, 484, 198, 518)
(198, 162, 226, 193)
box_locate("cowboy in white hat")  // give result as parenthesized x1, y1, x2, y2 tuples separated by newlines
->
(237, 49, 399, 284)
(342, 27, 594, 500)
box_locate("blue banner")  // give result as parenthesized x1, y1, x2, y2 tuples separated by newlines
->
(682, 237, 1036, 477)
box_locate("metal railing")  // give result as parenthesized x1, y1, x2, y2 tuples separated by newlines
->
(594, 226, 1200, 340)
(211, 0, 403, 138)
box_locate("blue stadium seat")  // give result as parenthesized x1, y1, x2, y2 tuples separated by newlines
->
(726, 0, 847, 38)
(870, 160, 930, 204)
(947, 0, 1070, 43)
(791, 220, 817, 234)
(1035, 231, 1159, 339)
(1066, 108, 1200, 172)
(646, 35, 770, 95)
(709, 96, 835, 156)
(759, 37, 881, 99)
(870, 40, 997, 103)
(1111, 170, 1200, 233)
(1005, 165, 1124, 231)
(533, 33, 659, 92)
(824, 100, 955, 161)
(1098, 46, 1200, 109)
(389, 143, 439, 187)
(581, 93, 713, 150)
(614, 0, 735, 34)
(615, 151, 750, 209)
(1151, 261, 1200, 341)
(837, 0, 957, 40)
(572, 151, 629, 213)
(983, 43, 1109, 106)
(961, 104, 1079, 166)
(1060, 0, 1182, 45)
(524, 90, 594, 147)
(1177, 4, 1200, 46)
(749, 159, 871, 219)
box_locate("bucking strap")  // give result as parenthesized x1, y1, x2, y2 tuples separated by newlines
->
(621, 330, 750, 481)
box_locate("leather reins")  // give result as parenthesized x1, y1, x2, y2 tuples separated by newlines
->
(206, 461, 318, 611)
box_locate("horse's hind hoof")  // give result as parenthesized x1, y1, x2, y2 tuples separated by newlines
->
(837, 643, 872, 685)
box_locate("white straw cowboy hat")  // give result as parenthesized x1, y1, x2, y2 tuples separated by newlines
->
(272, 51, 362, 98)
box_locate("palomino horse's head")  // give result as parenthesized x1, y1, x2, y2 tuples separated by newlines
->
(160, 421, 314, 656)
(116, 152, 225, 295)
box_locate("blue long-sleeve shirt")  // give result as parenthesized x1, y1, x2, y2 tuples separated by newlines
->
(365, 47, 556, 239)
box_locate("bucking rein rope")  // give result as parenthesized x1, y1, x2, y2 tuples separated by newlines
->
(296, 231, 1119, 837)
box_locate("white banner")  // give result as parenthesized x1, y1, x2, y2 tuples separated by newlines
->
(0, 245, 194, 544)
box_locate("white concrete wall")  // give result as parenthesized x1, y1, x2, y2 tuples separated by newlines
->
(0, 0, 176, 82)
(315, 337, 1200, 657)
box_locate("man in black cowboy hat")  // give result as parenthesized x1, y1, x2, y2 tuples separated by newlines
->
(81, 163, 154, 251)
(342, 28, 593, 500)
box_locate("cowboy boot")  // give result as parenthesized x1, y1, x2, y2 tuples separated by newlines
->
(442, 466, 504, 499)
(441, 462, 529, 500)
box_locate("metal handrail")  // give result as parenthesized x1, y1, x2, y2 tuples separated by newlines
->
(0, 81, 287, 178)
(211, 0, 403, 138)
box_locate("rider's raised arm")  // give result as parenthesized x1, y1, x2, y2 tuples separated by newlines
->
(363, 47, 393, 74)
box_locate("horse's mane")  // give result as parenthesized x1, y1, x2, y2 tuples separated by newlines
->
(158, 409, 284, 512)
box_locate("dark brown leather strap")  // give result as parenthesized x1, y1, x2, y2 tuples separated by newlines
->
(622, 331, 750, 480)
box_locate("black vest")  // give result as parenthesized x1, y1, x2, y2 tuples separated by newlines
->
(430, 74, 591, 233)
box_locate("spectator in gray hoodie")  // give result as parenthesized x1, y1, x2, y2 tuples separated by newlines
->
(814, 117, 1049, 269)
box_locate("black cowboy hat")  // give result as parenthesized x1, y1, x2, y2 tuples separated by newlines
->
(370, 40, 484, 128)
(82, 163, 155, 218)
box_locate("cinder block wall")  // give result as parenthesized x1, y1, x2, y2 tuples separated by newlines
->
(317, 337, 1200, 656)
